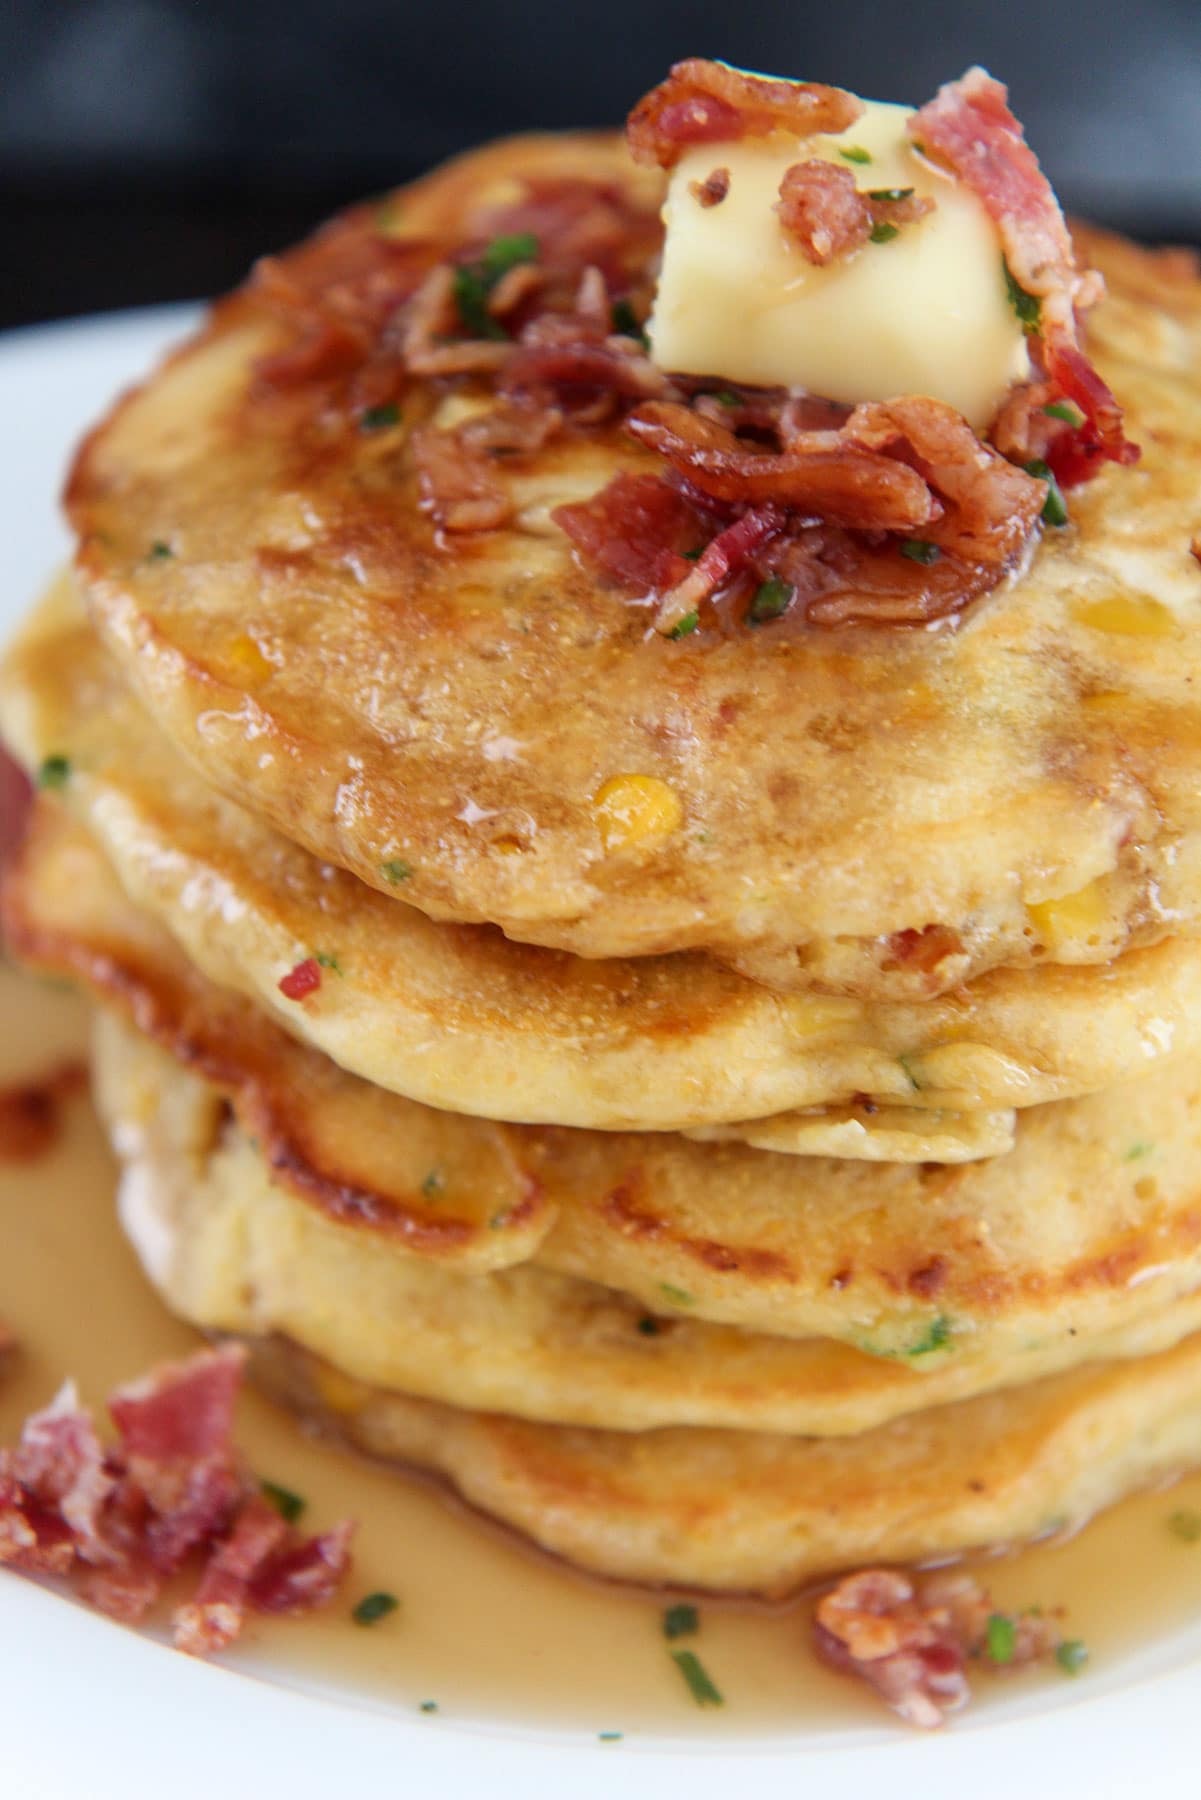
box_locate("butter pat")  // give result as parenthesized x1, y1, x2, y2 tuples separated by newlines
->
(648, 100, 1029, 429)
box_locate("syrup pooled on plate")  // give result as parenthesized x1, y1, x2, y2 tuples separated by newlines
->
(4, 959, 1201, 1741)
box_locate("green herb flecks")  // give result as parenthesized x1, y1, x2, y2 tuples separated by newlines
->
(897, 1053, 923, 1090)
(381, 858, 413, 884)
(37, 755, 71, 790)
(1124, 1141, 1154, 1161)
(598, 1731, 623, 1742)
(637, 1316, 663, 1337)
(260, 1480, 306, 1525)
(838, 145, 872, 165)
(681, 546, 705, 561)
(1003, 258, 1043, 333)
(453, 233, 539, 341)
(610, 298, 649, 347)
(671, 1648, 724, 1708)
(748, 575, 794, 626)
(1043, 399, 1086, 428)
(869, 222, 900, 245)
(147, 540, 174, 561)
(315, 952, 343, 976)
(1169, 1508, 1201, 1542)
(710, 389, 743, 408)
(668, 611, 699, 639)
(1024, 458, 1069, 527)
(906, 1314, 952, 1358)
(663, 1603, 699, 1641)
(1056, 1639, 1089, 1676)
(352, 1591, 399, 1626)
(659, 1283, 694, 1308)
(984, 1612, 1017, 1665)
(900, 538, 941, 565)
(360, 402, 402, 432)
(867, 187, 915, 203)
(421, 1169, 446, 1199)
(419, 1699, 439, 1713)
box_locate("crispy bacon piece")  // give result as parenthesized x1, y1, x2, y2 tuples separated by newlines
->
(0, 1347, 354, 1655)
(500, 309, 667, 414)
(0, 746, 32, 871)
(627, 401, 939, 533)
(654, 506, 786, 633)
(627, 58, 863, 168)
(412, 424, 513, 534)
(908, 68, 1136, 468)
(690, 167, 730, 208)
(553, 473, 703, 592)
(776, 163, 935, 266)
(815, 1568, 1064, 1729)
(278, 957, 322, 1001)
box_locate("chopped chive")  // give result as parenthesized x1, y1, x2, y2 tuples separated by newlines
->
(489, 1209, 510, 1230)
(671, 1649, 723, 1708)
(748, 575, 794, 625)
(838, 145, 872, 165)
(711, 389, 743, 408)
(481, 232, 539, 281)
(598, 1730, 623, 1742)
(906, 1314, 952, 1358)
(260, 1480, 306, 1524)
(637, 1316, 663, 1337)
(663, 1603, 699, 1640)
(1003, 258, 1043, 332)
(1169, 1508, 1201, 1542)
(867, 187, 914, 202)
(681, 546, 705, 561)
(352, 1591, 399, 1626)
(1024, 458, 1069, 527)
(1043, 399, 1085, 428)
(148, 540, 174, 560)
(659, 1283, 694, 1307)
(610, 298, 649, 347)
(421, 1169, 446, 1199)
(984, 1612, 1017, 1665)
(37, 754, 71, 790)
(668, 611, 699, 639)
(1124, 1141, 1153, 1161)
(452, 266, 509, 341)
(898, 1052, 923, 1090)
(419, 1699, 439, 1713)
(900, 538, 941, 565)
(360, 402, 401, 432)
(869, 222, 900, 245)
(381, 858, 413, 884)
(1056, 1639, 1088, 1676)
(315, 952, 343, 975)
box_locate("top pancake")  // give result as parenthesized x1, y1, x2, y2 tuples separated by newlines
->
(67, 133, 1201, 995)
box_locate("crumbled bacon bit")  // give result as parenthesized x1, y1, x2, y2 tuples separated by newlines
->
(412, 424, 513, 534)
(627, 58, 864, 168)
(690, 167, 730, 209)
(0, 1347, 354, 1655)
(401, 266, 511, 378)
(0, 1061, 88, 1162)
(654, 506, 786, 634)
(815, 1568, 1064, 1729)
(278, 957, 322, 1001)
(776, 161, 873, 265)
(0, 746, 32, 872)
(909, 68, 1137, 471)
(882, 923, 966, 979)
(553, 472, 702, 592)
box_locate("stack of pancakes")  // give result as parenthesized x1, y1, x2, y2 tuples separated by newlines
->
(6, 137, 1201, 1598)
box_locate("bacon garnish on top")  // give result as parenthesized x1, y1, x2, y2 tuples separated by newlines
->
(627, 58, 864, 168)
(776, 162, 934, 266)
(0, 1346, 354, 1655)
(909, 68, 1138, 475)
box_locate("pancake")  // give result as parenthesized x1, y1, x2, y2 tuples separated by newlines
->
(16, 801, 1201, 1362)
(7, 592, 1201, 1136)
(88, 993, 1201, 1435)
(246, 1325, 1201, 1597)
(64, 129, 1201, 999)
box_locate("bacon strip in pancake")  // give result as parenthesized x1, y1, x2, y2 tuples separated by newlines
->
(908, 68, 1137, 469)
(627, 58, 863, 167)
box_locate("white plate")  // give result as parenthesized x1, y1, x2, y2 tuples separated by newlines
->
(3, 307, 1201, 1800)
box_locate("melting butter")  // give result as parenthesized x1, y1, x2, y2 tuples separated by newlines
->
(649, 99, 1029, 428)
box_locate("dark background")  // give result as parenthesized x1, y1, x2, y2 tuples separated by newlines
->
(4, 0, 1200, 330)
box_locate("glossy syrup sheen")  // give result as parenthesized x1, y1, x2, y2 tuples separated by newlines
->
(5, 961, 1201, 1743)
